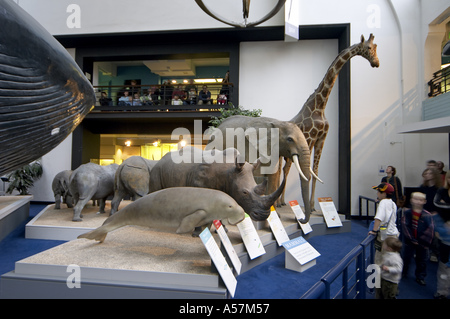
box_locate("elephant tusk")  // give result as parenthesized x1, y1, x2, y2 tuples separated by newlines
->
(310, 168, 324, 184)
(293, 155, 309, 182)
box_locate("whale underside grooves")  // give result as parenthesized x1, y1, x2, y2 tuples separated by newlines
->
(0, 0, 95, 175)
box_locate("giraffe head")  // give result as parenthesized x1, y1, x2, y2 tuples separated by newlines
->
(358, 33, 380, 68)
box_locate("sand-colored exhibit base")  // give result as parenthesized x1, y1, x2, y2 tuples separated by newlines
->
(18, 225, 218, 288)
(0, 195, 32, 242)
(2, 201, 351, 298)
(25, 201, 131, 240)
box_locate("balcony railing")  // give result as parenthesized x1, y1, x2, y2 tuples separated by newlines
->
(428, 65, 450, 97)
(301, 234, 376, 299)
(92, 83, 234, 112)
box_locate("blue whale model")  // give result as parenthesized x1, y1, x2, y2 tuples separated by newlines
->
(0, 0, 95, 175)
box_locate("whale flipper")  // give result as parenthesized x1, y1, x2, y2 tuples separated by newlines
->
(78, 227, 109, 243)
(176, 209, 208, 234)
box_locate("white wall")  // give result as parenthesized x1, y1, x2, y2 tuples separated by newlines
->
(29, 135, 73, 202)
(17, 0, 285, 35)
(239, 40, 339, 208)
(17, 0, 450, 215)
(295, 0, 449, 214)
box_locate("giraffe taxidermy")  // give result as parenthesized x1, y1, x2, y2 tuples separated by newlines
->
(281, 34, 379, 212)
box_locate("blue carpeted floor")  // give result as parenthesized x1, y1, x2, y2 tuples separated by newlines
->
(0, 204, 440, 299)
(234, 220, 439, 299)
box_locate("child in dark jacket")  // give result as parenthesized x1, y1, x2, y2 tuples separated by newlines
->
(401, 192, 434, 286)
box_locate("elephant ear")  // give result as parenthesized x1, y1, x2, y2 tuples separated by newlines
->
(244, 119, 279, 163)
(243, 119, 274, 157)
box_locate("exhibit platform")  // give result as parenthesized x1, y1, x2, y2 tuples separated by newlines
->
(25, 201, 131, 241)
(0, 196, 32, 242)
(1, 201, 350, 299)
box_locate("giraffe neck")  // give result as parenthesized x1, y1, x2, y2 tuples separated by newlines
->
(291, 44, 360, 122)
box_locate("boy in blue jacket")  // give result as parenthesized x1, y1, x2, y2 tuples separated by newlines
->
(401, 192, 435, 286)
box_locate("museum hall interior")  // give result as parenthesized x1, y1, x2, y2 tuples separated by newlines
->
(1, 0, 450, 302)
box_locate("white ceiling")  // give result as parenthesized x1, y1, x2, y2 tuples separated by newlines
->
(98, 58, 229, 77)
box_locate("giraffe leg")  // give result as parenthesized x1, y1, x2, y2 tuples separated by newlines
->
(310, 134, 327, 212)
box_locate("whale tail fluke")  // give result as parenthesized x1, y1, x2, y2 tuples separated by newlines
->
(78, 227, 108, 243)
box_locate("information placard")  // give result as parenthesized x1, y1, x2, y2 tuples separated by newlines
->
(318, 197, 343, 228)
(267, 206, 290, 246)
(213, 220, 242, 275)
(282, 236, 320, 265)
(289, 200, 313, 234)
(236, 214, 266, 260)
(199, 228, 237, 297)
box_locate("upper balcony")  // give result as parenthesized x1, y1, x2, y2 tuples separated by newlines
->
(424, 65, 450, 121)
(84, 83, 235, 134)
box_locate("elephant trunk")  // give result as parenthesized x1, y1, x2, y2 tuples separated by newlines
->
(292, 154, 311, 224)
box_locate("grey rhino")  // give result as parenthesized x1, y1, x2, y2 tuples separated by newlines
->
(110, 156, 158, 215)
(78, 187, 246, 242)
(69, 163, 119, 222)
(52, 170, 73, 209)
(149, 146, 286, 224)
(206, 115, 319, 223)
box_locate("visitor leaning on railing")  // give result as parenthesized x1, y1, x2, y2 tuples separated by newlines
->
(93, 83, 233, 110)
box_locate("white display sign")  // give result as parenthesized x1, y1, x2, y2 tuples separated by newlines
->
(282, 236, 320, 265)
(318, 197, 343, 228)
(267, 206, 290, 246)
(199, 228, 237, 297)
(289, 200, 313, 234)
(236, 214, 266, 260)
(213, 220, 242, 275)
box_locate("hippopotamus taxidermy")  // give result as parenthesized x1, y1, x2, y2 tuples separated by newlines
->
(149, 146, 286, 222)
(69, 163, 119, 221)
(0, 0, 95, 175)
(78, 187, 246, 242)
(110, 156, 158, 216)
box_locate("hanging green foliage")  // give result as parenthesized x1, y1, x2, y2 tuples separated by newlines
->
(209, 105, 262, 128)
(6, 161, 43, 195)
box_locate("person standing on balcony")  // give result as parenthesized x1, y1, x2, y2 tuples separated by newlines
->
(140, 90, 153, 106)
(198, 85, 212, 105)
(118, 91, 132, 106)
(187, 87, 197, 105)
(161, 80, 173, 105)
(99, 92, 112, 106)
(171, 95, 183, 106)
(185, 79, 197, 94)
(132, 92, 142, 106)
(217, 90, 227, 105)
